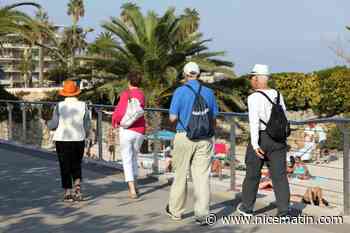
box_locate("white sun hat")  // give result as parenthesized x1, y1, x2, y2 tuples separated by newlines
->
(249, 64, 270, 76)
(183, 62, 200, 76)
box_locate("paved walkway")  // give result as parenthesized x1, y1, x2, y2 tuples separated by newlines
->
(0, 147, 349, 233)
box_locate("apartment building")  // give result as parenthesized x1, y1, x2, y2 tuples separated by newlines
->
(0, 34, 57, 87)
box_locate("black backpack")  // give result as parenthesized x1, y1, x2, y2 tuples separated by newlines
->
(256, 91, 291, 143)
(181, 84, 215, 140)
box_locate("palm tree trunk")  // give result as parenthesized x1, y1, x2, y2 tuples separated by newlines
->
(70, 17, 77, 72)
(38, 38, 44, 87)
(10, 75, 14, 88)
(24, 73, 28, 88)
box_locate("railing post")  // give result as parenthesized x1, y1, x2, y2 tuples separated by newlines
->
(150, 111, 161, 174)
(228, 116, 236, 191)
(152, 136, 159, 174)
(97, 108, 103, 160)
(37, 104, 42, 120)
(7, 103, 13, 140)
(342, 125, 350, 215)
(36, 104, 43, 148)
(21, 103, 27, 143)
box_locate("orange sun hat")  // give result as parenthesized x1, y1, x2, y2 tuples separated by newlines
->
(59, 80, 81, 97)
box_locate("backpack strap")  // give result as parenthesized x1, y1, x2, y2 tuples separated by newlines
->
(185, 84, 201, 96)
(255, 91, 276, 126)
(256, 91, 275, 105)
(276, 90, 280, 104)
(255, 91, 282, 126)
(177, 84, 203, 132)
(198, 84, 202, 95)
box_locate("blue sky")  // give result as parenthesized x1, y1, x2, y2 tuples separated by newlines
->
(4, 0, 350, 75)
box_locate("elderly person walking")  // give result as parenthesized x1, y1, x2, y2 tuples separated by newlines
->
(48, 80, 91, 202)
(112, 71, 146, 199)
(238, 64, 291, 217)
(166, 62, 219, 225)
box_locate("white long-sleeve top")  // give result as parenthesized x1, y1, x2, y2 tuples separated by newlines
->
(248, 89, 287, 150)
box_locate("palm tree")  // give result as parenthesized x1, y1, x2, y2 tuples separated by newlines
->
(178, 8, 200, 40)
(35, 9, 50, 87)
(20, 47, 35, 88)
(0, 2, 42, 40)
(61, 26, 88, 55)
(120, 2, 140, 25)
(0, 2, 43, 88)
(67, 0, 85, 68)
(67, 0, 85, 24)
(44, 25, 88, 84)
(86, 5, 244, 111)
(88, 32, 117, 58)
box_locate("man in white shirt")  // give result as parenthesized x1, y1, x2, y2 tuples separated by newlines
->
(238, 64, 290, 217)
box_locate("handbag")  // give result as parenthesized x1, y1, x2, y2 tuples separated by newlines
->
(120, 90, 144, 128)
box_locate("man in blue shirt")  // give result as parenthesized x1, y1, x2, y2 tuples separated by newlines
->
(166, 62, 219, 226)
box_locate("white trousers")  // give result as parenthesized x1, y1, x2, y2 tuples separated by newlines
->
(119, 128, 144, 182)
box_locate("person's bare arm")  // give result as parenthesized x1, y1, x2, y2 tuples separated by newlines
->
(303, 188, 314, 205)
(169, 115, 177, 123)
(309, 188, 315, 205)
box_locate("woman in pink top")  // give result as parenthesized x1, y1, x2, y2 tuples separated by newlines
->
(112, 71, 146, 199)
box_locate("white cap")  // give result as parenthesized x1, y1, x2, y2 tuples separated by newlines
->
(183, 62, 200, 76)
(249, 64, 270, 76)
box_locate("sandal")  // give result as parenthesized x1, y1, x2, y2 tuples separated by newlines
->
(73, 184, 83, 202)
(63, 193, 73, 202)
(128, 191, 138, 199)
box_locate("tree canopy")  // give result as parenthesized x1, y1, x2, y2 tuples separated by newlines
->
(84, 5, 243, 110)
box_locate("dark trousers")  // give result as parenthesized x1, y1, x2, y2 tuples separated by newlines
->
(241, 131, 290, 215)
(56, 141, 85, 189)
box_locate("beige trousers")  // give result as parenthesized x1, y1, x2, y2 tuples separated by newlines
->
(168, 133, 213, 218)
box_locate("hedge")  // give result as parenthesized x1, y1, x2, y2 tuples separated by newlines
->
(268, 66, 350, 116)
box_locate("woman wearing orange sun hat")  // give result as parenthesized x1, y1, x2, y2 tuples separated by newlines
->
(48, 80, 91, 202)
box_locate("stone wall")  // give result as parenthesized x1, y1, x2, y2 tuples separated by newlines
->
(0, 118, 123, 161)
(0, 118, 52, 148)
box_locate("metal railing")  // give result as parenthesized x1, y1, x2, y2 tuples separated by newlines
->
(0, 99, 349, 215)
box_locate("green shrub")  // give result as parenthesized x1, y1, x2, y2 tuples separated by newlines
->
(325, 126, 344, 151)
(267, 67, 350, 116)
(317, 68, 350, 116)
(270, 72, 321, 111)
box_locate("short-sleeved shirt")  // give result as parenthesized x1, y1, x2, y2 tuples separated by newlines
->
(169, 80, 219, 131)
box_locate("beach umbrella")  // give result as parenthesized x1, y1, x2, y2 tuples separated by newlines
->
(147, 130, 176, 141)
